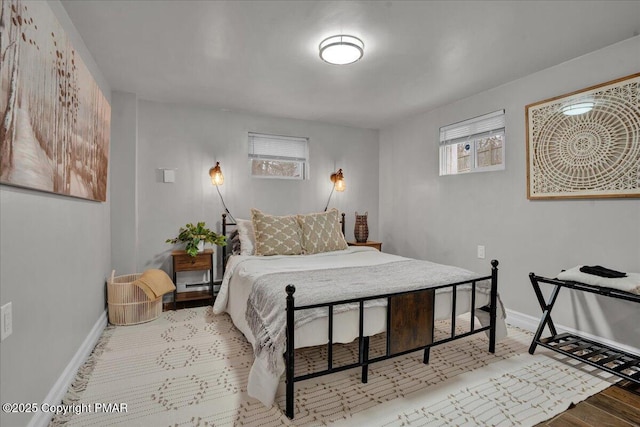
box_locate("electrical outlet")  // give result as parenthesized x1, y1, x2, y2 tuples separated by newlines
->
(1, 302, 12, 341)
(477, 245, 485, 259)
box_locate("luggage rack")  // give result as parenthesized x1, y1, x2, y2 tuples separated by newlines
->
(529, 274, 640, 385)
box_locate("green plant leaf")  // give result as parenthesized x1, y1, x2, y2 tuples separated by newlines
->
(166, 221, 227, 257)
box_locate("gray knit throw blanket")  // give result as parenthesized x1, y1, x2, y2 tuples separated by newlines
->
(245, 260, 492, 375)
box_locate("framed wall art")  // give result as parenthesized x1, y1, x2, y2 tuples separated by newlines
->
(0, 0, 111, 202)
(525, 73, 639, 200)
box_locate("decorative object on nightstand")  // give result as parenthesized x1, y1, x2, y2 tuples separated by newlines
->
(347, 240, 381, 251)
(354, 211, 369, 243)
(324, 168, 346, 211)
(166, 222, 226, 257)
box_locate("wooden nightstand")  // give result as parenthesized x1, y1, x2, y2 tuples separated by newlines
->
(348, 241, 382, 251)
(172, 249, 215, 310)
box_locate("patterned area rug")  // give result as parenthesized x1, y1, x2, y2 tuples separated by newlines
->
(51, 307, 615, 426)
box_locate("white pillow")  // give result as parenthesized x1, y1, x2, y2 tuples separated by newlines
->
(236, 219, 256, 256)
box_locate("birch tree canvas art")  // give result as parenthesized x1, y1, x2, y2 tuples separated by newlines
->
(0, 0, 110, 202)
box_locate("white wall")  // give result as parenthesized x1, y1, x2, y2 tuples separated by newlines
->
(0, 1, 111, 426)
(379, 36, 640, 348)
(110, 92, 138, 275)
(113, 99, 379, 275)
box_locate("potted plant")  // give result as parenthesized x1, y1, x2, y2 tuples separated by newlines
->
(166, 222, 226, 257)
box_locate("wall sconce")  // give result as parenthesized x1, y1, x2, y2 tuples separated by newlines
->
(324, 168, 345, 211)
(209, 161, 224, 185)
(331, 169, 346, 192)
(209, 161, 235, 222)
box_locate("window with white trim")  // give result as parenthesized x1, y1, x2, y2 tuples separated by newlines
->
(439, 110, 505, 175)
(248, 132, 309, 180)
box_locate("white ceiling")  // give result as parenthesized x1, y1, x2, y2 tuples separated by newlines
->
(61, 1, 640, 130)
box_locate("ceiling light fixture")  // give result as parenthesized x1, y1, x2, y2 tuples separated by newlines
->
(561, 101, 595, 116)
(319, 35, 364, 65)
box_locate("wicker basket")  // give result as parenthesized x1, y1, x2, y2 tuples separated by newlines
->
(107, 271, 162, 326)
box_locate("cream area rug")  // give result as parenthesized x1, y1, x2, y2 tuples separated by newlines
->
(51, 307, 616, 426)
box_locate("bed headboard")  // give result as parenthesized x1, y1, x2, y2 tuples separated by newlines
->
(221, 212, 346, 275)
(221, 213, 235, 272)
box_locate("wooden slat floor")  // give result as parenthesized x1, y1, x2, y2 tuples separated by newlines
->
(537, 381, 640, 427)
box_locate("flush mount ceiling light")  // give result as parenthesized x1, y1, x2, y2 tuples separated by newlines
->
(561, 101, 595, 116)
(319, 35, 364, 65)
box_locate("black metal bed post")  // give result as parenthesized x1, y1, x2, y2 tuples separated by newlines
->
(489, 259, 499, 353)
(221, 213, 227, 276)
(285, 285, 296, 419)
(358, 301, 369, 383)
(423, 347, 431, 364)
(341, 212, 346, 236)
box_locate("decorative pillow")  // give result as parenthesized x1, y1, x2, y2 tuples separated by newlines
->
(251, 209, 303, 256)
(297, 209, 348, 254)
(236, 219, 256, 256)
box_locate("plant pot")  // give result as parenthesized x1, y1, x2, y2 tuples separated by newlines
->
(197, 241, 205, 252)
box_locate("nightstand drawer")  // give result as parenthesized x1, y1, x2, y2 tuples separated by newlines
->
(173, 252, 212, 271)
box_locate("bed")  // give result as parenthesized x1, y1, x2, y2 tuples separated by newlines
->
(213, 210, 507, 419)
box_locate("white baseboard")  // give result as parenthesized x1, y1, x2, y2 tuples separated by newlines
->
(27, 310, 107, 427)
(506, 308, 640, 356)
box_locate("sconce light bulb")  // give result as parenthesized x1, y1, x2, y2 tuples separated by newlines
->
(209, 162, 224, 186)
(331, 168, 345, 192)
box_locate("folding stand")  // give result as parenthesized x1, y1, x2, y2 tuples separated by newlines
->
(529, 273, 640, 385)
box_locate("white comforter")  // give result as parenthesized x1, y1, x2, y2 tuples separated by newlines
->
(213, 247, 507, 407)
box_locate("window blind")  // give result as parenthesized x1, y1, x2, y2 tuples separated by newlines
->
(248, 132, 308, 161)
(439, 110, 505, 146)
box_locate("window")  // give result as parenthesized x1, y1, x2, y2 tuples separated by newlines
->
(439, 110, 505, 175)
(248, 132, 309, 180)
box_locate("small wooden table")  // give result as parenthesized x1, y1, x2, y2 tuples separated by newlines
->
(172, 249, 214, 310)
(348, 241, 382, 251)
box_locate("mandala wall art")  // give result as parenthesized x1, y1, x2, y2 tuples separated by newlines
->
(526, 73, 640, 199)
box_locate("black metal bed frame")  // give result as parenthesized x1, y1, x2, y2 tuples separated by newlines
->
(221, 213, 235, 268)
(284, 261, 499, 419)
(220, 213, 499, 420)
(528, 274, 640, 386)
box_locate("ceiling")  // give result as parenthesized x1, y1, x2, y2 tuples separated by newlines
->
(61, 1, 640, 130)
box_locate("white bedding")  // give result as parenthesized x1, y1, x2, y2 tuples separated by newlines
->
(213, 246, 507, 407)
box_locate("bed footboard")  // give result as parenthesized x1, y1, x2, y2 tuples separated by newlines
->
(284, 259, 499, 419)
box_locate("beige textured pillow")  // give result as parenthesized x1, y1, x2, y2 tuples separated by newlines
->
(251, 209, 303, 256)
(297, 209, 348, 254)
